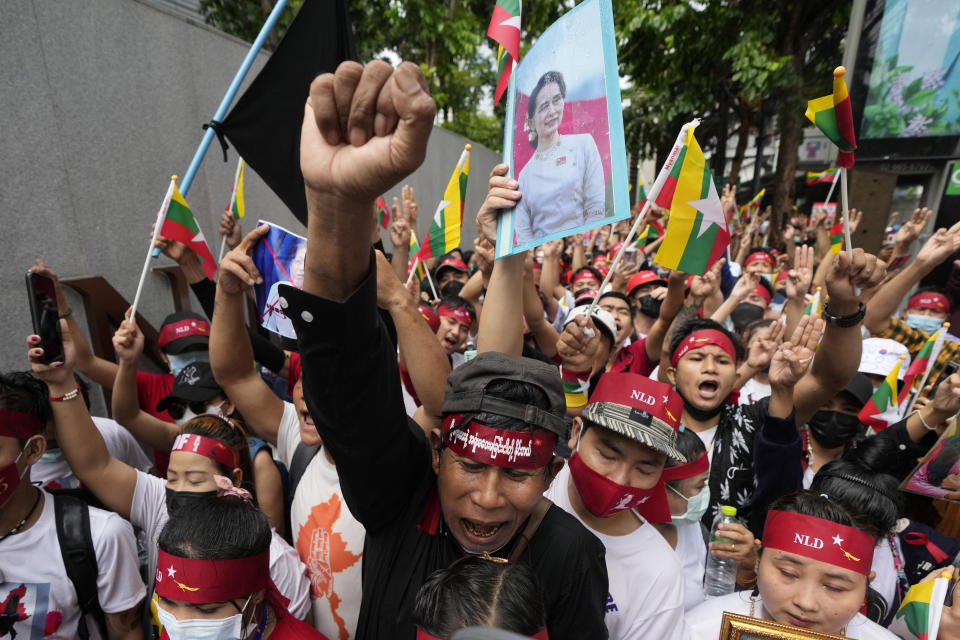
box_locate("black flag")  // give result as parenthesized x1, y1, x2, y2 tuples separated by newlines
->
(221, 0, 357, 225)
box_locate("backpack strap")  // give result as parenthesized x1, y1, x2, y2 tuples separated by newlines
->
(53, 492, 106, 640)
(508, 497, 553, 563)
(288, 442, 323, 499)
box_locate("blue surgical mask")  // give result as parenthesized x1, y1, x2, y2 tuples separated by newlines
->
(156, 595, 257, 640)
(40, 448, 65, 463)
(905, 313, 944, 334)
(167, 352, 210, 377)
(668, 483, 710, 527)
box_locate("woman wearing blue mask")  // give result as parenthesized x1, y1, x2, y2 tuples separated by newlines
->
(156, 492, 327, 639)
(903, 291, 949, 333)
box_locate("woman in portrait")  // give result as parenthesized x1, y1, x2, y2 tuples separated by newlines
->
(514, 70, 606, 246)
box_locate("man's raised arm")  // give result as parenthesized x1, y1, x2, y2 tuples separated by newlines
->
(280, 61, 437, 531)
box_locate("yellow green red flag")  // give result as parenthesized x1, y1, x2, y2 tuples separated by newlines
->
(417, 145, 471, 260)
(652, 124, 730, 275)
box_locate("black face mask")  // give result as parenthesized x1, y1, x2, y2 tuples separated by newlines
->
(806, 410, 865, 449)
(678, 390, 726, 421)
(165, 488, 218, 515)
(637, 294, 662, 319)
(730, 302, 765, 333)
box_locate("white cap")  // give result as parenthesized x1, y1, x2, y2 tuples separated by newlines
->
(859, 338, 911, 380)
(563, 305, 617, 345)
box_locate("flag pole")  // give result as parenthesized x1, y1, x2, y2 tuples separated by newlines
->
(424, 265, 439, 300)
(218, 157, 245, 262)
(133, 176, 178, 320)
(839, 167, 860, 295)
(152, 0, 291, 259)
(583, 119, 699, 325)
(905, 324, 950, 415)
(405, 258, 420, 287)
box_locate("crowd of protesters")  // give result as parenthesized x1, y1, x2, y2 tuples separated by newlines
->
(7, 60, 960, 640)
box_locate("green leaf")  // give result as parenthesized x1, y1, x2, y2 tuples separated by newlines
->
(905, 89, 938, 107)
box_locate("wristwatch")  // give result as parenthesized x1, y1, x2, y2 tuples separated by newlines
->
(821, 301, 865, 328)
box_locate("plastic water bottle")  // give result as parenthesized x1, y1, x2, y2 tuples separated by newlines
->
(703, 505, 739, 597)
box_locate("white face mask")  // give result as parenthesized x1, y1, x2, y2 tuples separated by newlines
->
(667, 483, 711, 527)
(156, 595, 258, 640)
(174, 400, 228, 427)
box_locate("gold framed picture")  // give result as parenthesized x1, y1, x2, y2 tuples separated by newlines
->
(719, 612, 847, 640)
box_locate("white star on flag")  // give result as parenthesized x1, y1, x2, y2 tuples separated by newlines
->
(573, 377, 591, 396)
(167, 566, 177, 579)
(688, 177, 726, 238)
(832, 534, 844, 546)
(433, 199, 451, 220)
(498, 15, 521, 31)
(192, 231, 207, 243)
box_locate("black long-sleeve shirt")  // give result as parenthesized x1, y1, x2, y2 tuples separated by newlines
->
(281, 254, 609, 640)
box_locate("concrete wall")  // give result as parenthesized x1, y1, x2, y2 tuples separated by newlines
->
(0, 0, 496, 411)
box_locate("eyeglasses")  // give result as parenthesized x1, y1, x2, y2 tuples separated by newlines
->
(166, 400, 210, 421)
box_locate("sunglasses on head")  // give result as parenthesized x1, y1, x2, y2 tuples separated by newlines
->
(166, 400, 211, 421)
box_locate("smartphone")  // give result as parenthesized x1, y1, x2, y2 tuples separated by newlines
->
(623, 246, 638, 269)
(25, 272, 64, 364)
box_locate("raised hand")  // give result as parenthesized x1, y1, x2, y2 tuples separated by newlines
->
(476, 163, 521, 244)
(848, 208, 863, 233)
(112, 308, 144, 364)
(556, 315, 601, 372)
(931, 372, 960, 417)
(473, 236, 495, 283)
(27, 319, 74, 384)
(218, 225, 269, 295)
(916, 221, 960, 270)
(896, 207, 932, 248)
(219, 211, 243, 249)
(746, 318, 786, 371)
(825, 249, 886, 311)
(729, 271, 760, 302)
(721, 184, 737, 221)
(300, 60, 436, 207)
(401, 184, 419, 228)
(769, 314, 825, 388)
(152, 221, 193, 264)
(785, 244, 814, 300)
(688, 258, 726, 302)
(389, 196, 411, 251)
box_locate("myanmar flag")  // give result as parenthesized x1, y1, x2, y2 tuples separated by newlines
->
(417, 146, 471, 261)
(830, 220, 844, 254)
(857, 357, 903, 432)
(804, 288, 822, 318)
(805, 67, 857, 168)
(903, 328, 946, 393)
(161, 185, 217, 280)
(229, 159, 245, 219)
(741, 189, 765, 225)
(635, 220, 663, 248)
(408, 230, 425, 280)
(653, 124, 730, 275)
(487, 0, 521, 105)
(806, 168, 838, 185)
(888, 576, 949, 640)
(376, 197, 390, 229)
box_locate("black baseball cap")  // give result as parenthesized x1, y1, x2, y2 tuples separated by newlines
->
(156, 361, 224, 411)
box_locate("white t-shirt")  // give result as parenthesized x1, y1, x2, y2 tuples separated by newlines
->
(277, 401, 365, 640)
(545, 464, 686, 639)
(514, 134, 606, 245)
(871, 536, 899, 616)
(685, 591, 898, 639)
(675, 523, 707, 611)
(738, 378, 771, 406)
(32, 417, 153, 489)
(693, 426, 719, 465)
(0, 488, 146, 639)
(130, 468, 311, 619)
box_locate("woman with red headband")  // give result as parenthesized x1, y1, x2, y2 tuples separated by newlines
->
(26, 322, 311, 625)
(156, 492, 326, 639)
(686, 491, 897, 639)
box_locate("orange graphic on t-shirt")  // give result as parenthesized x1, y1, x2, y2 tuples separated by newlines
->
(296, 493, 361, 640)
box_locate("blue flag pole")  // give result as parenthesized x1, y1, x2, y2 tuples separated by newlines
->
(152, 0, 291, 258)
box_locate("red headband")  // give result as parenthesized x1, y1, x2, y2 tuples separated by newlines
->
(907, 292, 949, 313)
(762, 510, 874, 576)
(442, 415, 556, 470)
(745, 252, 775, 267)
(417, 628, 549, 640)
(751, 284, 772, 306)
(0, 408, 43, 439)
(171, 433, 239, 470)
(155, 549, 269, 603)
(671, 329, 737, 367)
(661, 452, 709, 482)
(438, 303, 475, 327)
(572, 268, 599, 284)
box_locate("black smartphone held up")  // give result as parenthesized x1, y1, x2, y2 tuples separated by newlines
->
(932, 360, 960, 396)
(25, 271, 64, 365)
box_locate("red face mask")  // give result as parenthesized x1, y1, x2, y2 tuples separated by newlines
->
(0, 453, 26, 508)
(568, 452, 663, 518)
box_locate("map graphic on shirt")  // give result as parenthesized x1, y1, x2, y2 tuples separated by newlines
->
(296, 494, 362, 640)
(0, 582, 60, 638)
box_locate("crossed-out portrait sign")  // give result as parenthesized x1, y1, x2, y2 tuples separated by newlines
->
(495, 0, 629, 258)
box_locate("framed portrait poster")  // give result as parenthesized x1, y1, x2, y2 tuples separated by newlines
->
(719, 613, 847, 640)
(902, 416, 960, 501)
(495, 0, 629, 258)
